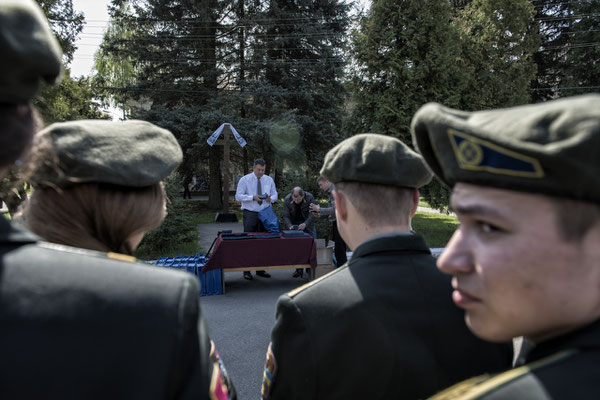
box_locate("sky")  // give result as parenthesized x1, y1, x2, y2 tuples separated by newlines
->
(71, 0, 111, 78)
(69, 0, 370, 79)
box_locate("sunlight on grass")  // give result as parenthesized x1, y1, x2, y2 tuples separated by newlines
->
(412, 211, 458, 248)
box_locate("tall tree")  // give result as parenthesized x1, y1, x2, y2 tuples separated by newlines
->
(36, 0, 84, 64)
(243, 0, 352, 184)
(454, 0, 539, 110)
(532, 0, 600, 101)
(347, 0, 463, 142)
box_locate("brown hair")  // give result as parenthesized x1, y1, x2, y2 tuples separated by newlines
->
(335, 182, 414, 226)
(24, 182, 166, 255)
(552, 197, 600, 242)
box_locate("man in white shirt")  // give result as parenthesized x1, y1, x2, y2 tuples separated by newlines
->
(235, 158, 279, 280)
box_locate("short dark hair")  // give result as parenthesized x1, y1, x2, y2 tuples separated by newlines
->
(317, 176, 327, 183)
(254, 158, 266, 166)
(335, 182, 414, 226)
(552, 197, 600, 242)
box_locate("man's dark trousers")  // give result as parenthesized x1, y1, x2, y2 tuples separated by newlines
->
(242, 209, 269, 278)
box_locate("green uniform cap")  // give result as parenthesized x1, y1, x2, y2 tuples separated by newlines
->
(320, 133, 432, 188)
(32, 120, 183, 188)
(0, 0, 63, 103)
(411, 94, 600, 203)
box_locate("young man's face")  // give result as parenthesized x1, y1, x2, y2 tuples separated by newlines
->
(253, 163, 265, 178)
(438, 183, 600, 343)
(318, 180, 330, 191)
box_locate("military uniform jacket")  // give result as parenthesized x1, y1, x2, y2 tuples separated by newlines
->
(281, 191, 315, 231)
(429, 319, 600, 400)
(261, 232, 511, 400)
(0, 218, 235, 400)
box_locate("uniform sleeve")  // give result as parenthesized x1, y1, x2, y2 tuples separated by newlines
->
(173, 276, 236, 400)
(261, 295, 315, 400)
(281, 197, 292, 229)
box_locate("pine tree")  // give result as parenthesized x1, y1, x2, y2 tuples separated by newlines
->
(532, 0, 600, 100)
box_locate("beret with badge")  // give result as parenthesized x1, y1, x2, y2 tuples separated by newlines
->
(31, 120, 183, 188)
(0, 0, 63, 103)
(320, 133, 432, 188)
(411, 94, 600, 203)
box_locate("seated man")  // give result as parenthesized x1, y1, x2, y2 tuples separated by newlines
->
(281, 186, 316, 278)
(412, 94, 600, 399)
(260, 134, 511, 400)
(0, 2, 235, 398)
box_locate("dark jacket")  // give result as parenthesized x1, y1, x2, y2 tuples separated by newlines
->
(0, 218, 235, 399)
(261, 232, 512, 400)
(430, 319, 600, 399)
(281, 191, 315, 232)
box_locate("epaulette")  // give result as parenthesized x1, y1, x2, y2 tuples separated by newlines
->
(286, 264, 348, 298)
(37, 241, 137, 263)
(428, 349, 577, 400)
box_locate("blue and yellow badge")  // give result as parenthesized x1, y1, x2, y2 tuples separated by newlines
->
(209, 341, 234, 400)
(261, 343, 278, 399)
(448, 129, 544, 178)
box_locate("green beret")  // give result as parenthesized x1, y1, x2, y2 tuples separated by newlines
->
(0, 0, 63, 103)
(411, 94, 600, 203)
(32, 120, 183, 188)
(320, 133, 432, 188)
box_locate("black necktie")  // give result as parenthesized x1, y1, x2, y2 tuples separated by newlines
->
(257, 177, 262, 197)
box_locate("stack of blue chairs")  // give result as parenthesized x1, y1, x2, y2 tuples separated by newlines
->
(149, 254, 222, 296)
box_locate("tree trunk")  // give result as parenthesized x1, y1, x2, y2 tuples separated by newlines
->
(208, 146, 223, 210)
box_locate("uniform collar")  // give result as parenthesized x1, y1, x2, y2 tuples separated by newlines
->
(526, 318, 600, 362)
(350, 231, 431, 261)
(0, 216, 39, 244)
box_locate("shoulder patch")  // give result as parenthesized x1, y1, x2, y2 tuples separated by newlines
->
(209, 341, 234, 400)
(261, 342, 278, 399)
(106, 252, 136, 263)
(36, 241, 138, 263)
(428, 349, 577, 400)
(286, 264, 348, 298)
(448, 129, 544, 178)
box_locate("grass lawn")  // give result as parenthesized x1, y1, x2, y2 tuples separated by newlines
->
(412, 211, 459, 248)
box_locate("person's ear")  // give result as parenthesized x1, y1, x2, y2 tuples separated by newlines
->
(333, 190, 348, 221)
(410, 188, 419, 218)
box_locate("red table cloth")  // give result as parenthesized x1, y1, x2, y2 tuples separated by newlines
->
(202, 232, 317, 272)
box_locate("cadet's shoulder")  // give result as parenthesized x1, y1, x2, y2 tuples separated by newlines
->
(285, 265, 352, 300)
(429, 349, 577, 400)
(8, 241, 194, 287)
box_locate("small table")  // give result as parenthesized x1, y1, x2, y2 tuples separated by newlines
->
(202, 232, 317, 291)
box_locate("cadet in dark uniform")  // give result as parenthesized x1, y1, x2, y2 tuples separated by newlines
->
(260, 134, 512, 400)
(0, 2, 235, 399)
(24, 119, 179, 256)
(411, 94, 600, 399)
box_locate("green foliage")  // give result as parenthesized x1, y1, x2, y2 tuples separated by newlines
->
(419, 179, 451, 214)
(532, 0, 600, 100)
(35, 0, 84, 64)
(134, 174, 198, 259)
(454, 0, 539, 109)
(35, 72, 108, 124)
(347, 0, 463, 142)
